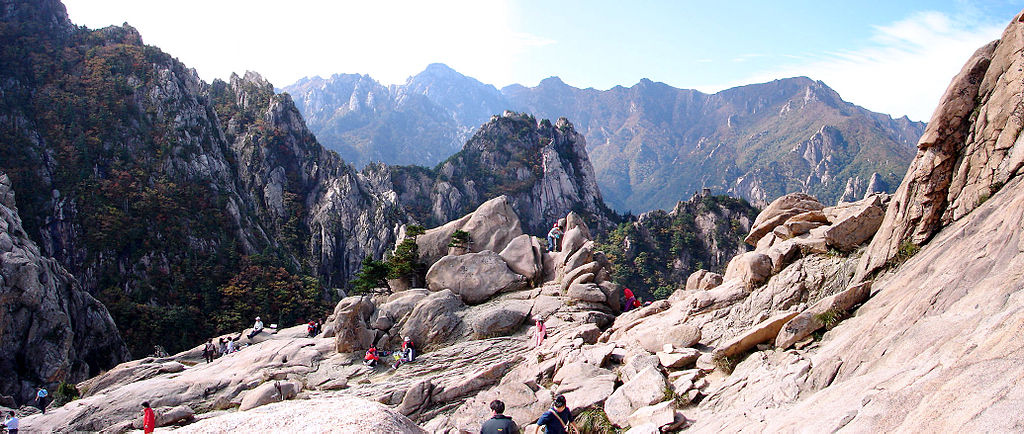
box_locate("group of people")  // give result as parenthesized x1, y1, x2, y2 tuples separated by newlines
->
(363, 336, 416, 369)
(480, 395, 574, 434)
(306, 319, 322, 337)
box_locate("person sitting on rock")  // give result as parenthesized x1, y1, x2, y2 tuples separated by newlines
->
(623, 288, 638, 312)
(536, 394, 575, 434)
(393, 337, 416, 369)
(402, 336, 415, 362)
(247, 316, 264, 340)
(546, 223, 564, 252)
(481, 399, 518, 434)
(218, 337, 227, 356)
(363, 346, 380, 367)
(307, 320, 317, 338)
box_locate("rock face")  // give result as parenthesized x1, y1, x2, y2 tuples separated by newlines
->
(599, 192, 757, 300)
(416, 196, 524, 265)
(0, 173, 129, 403)
(175, 395, 426, 433)
(745, 193, 824, 246)
(332, 296, 376, 353)
(425, 251, 528, 304)
(391, 112, 614, 235)
(857, 27, 1022, 279)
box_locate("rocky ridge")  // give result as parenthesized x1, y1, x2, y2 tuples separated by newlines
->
(286, 64, 925, 213)
(0, 173, 129, 404)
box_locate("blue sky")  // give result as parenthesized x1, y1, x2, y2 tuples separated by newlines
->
(63, 0, 1024, 121)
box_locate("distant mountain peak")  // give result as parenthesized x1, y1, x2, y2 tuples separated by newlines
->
(538, 76, 568, 87)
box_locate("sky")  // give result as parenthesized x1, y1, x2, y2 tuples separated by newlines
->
(62, 1, 1024, 122)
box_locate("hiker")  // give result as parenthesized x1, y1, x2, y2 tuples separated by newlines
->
(4, 415, 18, 434)
(623, 287, 639, 312)
(534, 316, 547, 347)
(35, 387, 47, 414)
(363, 346, 380, 367)
(401, 336, 415, 362)
(393, 337, 415, 369)
(480, 399, 518, 434)
(307, 320, 317, 337)
(202, 338, 216, 363)
(315, 319, 322, 335)
(247, 316, 264, 340)
(546, 222, 563, 252)
(142, 402, 156, 434)
(536, 395, 575, 434)
(218, 337, 228, 356)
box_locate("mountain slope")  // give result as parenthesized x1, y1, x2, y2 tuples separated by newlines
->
(504, 76, 926, 211)
(285, 66, 924, 212)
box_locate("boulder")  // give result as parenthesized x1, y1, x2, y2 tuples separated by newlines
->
(627, 400, 677, 431)
(426, 251, 528, 304)
(599, 281, 624, 313)
(823, 200, 885, 251)
(373, 289, 430, 332)
(416, 196, 524, 265)
(333, 296, 376, 353)
(620, 351, 661, 383)
(723, 252, 773, 288)
(568, 283, 607, 303)
(561, 227, 588, 258)
(239, 380, 302, 411)
(582, 343, 617, 367)
(712, 311, 800, 360)
(688, 279, 748, 313)
(744, 193, 824, 246)
(554, 362, 617, 410)
(569, 272, 596, 287)
(636, 323, 701, 354)
(686, 269, 724, 291)
(776, 281, 872, 349)
(604, 366, 668, 427)
(561, 261, 599, 292)
(565, 212, 592, 239)
(472, 301, 532, 337)
(564, 241, 595, 272)
(175, 396, 425, 433)
(530, 295, 562, 320)
(755, 232, 778, 252)
(765, 240, 801, 274)
(499, 234, 543, 282)
(791, 226, 830, 254)
(656, 348, 700, 369)
(400, 290, 465, 348)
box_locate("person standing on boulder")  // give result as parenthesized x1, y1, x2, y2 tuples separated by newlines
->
(536, 395, 575, 434)
(534, 316, 547, 347)
(546, 223, 563, 252)
(34, 387, 47, 414)
(141, 402, 156, 434)
(202, 338, 216, 363)
(247, 316, 264, 340)
(481, 399, 518, 434)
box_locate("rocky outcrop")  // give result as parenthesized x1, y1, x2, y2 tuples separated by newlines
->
(745, 193, 824, 246)
(425, 251, 528, 304)
(0, 173, 129, 404)
(857, 26, 1020, 278)
(416, 195, 523, 265)
(175, 395, 426, 433)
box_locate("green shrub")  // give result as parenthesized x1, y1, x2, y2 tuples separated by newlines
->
(814, 308, 843, 329)
(448, 229, 471, 248)
(53, 381, 80, 407)
(349, 256, 391, 295)
(574, 406, 622, 434)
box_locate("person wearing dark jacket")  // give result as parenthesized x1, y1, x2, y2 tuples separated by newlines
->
(536, 395, 574, 434)
(481, 400, 518, 434)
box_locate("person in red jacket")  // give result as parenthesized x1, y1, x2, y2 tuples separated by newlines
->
(623, 288, 638, 312)
(142, 402, 156, 434)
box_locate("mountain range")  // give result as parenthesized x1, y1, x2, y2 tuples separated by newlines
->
(284, 65, 926, 212)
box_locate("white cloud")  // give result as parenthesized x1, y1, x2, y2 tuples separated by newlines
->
(701, 11, 1006, 121)
(62, 0, 553, 88)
